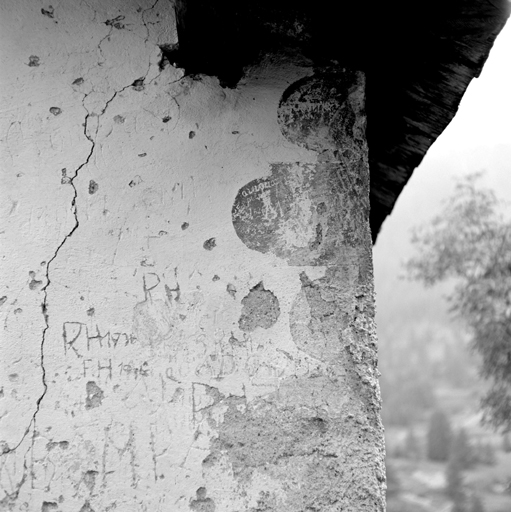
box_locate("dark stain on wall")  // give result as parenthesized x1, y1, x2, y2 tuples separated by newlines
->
(238, 282, 280, 332)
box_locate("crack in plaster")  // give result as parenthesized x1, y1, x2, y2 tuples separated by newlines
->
(0, 79, 138, 462)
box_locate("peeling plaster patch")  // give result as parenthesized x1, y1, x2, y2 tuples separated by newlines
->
(238, 282, 280, 332)
(49, 107, 62, 116)
(162, 116, 171, 123)
(78, 502, 95, 512)
(29, 271, 43, 290)
(61, 168, 71, 184)
(83, 470, 98, 492)
(190, 487, 215, 512)
(28, 55, 40, 67)
(203, 238, 216, 250)
(105, 16, 125, 30)
(46, 441, 69, 450)
(85, 381, 104, 409)
(86, 307, 95, 316)
(88, 180, 98, 194)
(129, 176, 142, 187)
(113, 115, 125, 124)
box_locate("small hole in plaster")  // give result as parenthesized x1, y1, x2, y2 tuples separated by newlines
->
(189, 131, 196, 139)
(41, 6, 54, 18)
(28, 55, 40, 67)
(88, 180, 98, 194)
(132, 78, 145, 91)
(162, 116, 171, 123)
(203, 238, 216, 250)
(181, 222, 189, 230)
(49, 107, 62, 116)
(72, 77, 84, 86)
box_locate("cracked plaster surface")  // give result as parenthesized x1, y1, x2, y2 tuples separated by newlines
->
(1, 1, 384, 510)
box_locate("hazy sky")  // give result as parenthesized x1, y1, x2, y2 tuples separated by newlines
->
(373, 18, 511, 340)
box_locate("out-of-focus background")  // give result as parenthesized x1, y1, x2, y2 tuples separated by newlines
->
(374, 19, 511, 512)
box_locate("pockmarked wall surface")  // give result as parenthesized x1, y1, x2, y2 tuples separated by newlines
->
(0, 1, 385, 510)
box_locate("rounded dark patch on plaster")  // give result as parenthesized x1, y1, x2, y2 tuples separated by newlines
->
(162, 116, 172, 123)
(232, 172, 282, 254)
(238, 282, 280, 332)
(113, 115, 125, 124)
(49, 107, 62, 116)
(189, 130, 196, 139)
(72, 77, 84, 86)
(88, 180, 98, 194)
(278, 71, 363, 152)
(85, 381, 104, 409)
(181, 222, 189, 230)
(203, 237, 216, 250)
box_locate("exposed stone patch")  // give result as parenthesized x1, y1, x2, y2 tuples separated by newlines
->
(208, 382, 384, 511)
(238, 282, 280, 332)
(85, 381, 104, 409)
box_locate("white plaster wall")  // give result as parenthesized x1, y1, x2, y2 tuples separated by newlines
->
(1, 2, 384, 510)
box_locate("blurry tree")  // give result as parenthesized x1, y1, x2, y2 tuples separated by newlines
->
(406, 173, 511, 430)
(446, 444, 466, 510)
(451, 428, 475, 469)
(385, 461, 401, 498)
(502, 433, 511, 452)
(427, 409, 452, 461)
(404, 427, 422, 460)
(380, 371, 436, 426)
(469, 493, 485, 512)
(475, 441, 496, 466)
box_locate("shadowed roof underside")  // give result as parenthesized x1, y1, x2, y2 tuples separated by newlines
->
(170, 0, 510, 241)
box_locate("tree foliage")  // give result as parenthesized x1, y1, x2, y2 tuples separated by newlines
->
(427, 409, 452, 462)
(406, 173, 511, 430)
